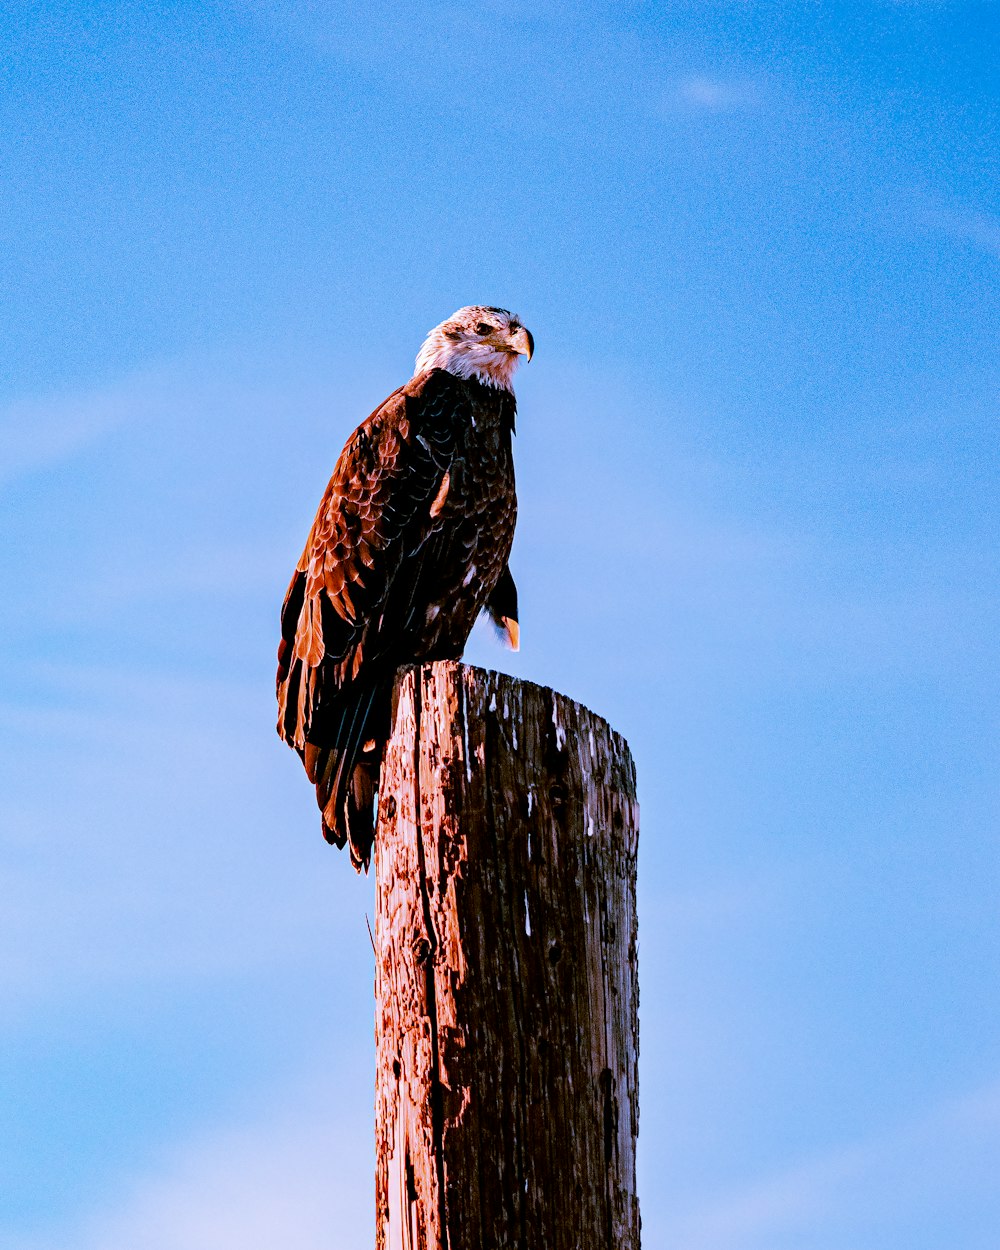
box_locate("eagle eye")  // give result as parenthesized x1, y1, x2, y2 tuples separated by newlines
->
(475, 322, 493, 335)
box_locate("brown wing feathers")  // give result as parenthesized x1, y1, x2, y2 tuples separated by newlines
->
(277, 366, 518, 869)
(276, 374, 461, 868)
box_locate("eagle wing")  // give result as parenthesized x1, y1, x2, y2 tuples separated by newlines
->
(276, 370, 461, 860)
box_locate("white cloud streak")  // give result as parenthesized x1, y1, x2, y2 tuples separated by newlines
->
(9, 1069, 999, 1250)
(1, 1068, 374, 1250)
(0, 378, 149, 486)
(0, 662, 375, 1020)
(672, 75, 762, 113)
(921, 203, 1000, 261)
(662, 1077, 1000, 1250)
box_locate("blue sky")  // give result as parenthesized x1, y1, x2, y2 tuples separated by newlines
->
(2, 1, 998, 1246)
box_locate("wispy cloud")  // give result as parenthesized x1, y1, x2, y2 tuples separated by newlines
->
(920, 203, 1000, 261)
(671, 75, 763, 113)
(0, 379, 144, 486)
(1, 1067, 374, 1250)
(662, 1077, 1000, 1249)
(0, 661, 375, 1019)
(13, 1068, 998, 1250)
(0, 347, 349, 491)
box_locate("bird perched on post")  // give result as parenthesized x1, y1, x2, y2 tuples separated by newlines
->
(276, 306, 532, 869)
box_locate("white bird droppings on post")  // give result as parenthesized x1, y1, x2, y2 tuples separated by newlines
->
(462, 685, 473, 783)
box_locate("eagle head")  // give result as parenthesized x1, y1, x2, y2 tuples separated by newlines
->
(414, 306, 534, 391)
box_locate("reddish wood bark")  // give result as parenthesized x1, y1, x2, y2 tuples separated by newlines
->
(374, 662, 640, 1249)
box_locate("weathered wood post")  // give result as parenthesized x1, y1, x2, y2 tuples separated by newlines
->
(374, 661, 640, 1249)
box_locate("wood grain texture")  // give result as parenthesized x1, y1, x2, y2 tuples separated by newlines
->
(374, 662, 639, 1250)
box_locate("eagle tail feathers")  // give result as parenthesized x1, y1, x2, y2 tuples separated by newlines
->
(312, 679, 392, 871)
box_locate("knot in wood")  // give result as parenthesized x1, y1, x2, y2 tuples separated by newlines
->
(549, 779, 569, 812)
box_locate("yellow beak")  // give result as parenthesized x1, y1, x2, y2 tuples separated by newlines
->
(510, 327, 534, 362)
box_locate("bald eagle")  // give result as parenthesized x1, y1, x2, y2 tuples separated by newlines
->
(276, 306, 533, 869)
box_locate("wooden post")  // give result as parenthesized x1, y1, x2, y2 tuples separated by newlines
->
(374, 661, 640, 1249)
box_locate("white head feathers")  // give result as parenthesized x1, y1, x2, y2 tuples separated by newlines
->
(415, 306, 534, 391)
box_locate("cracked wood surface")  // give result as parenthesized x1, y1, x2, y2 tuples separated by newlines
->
(374, 662, 640, 1250)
